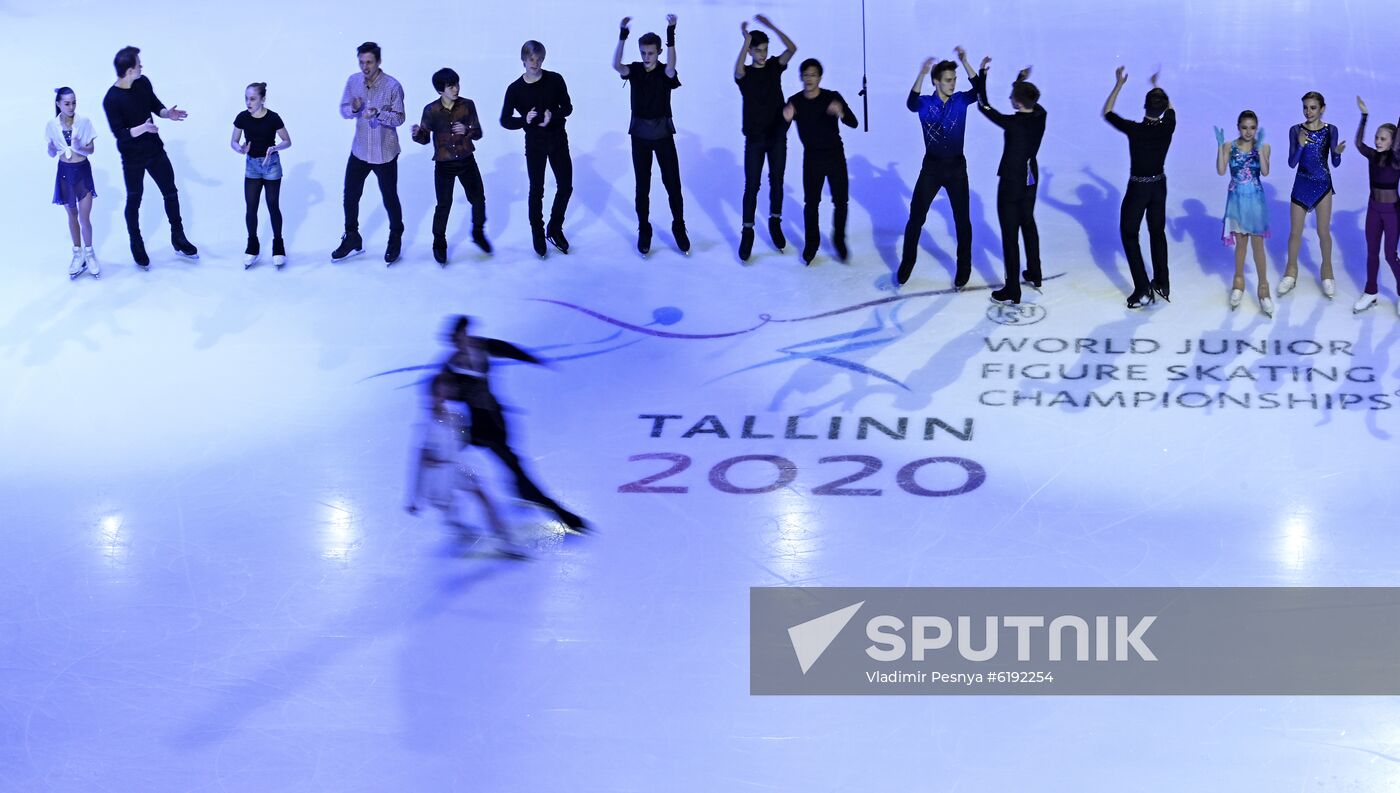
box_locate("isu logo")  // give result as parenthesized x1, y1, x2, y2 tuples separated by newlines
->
(987, 303, 1047, 326)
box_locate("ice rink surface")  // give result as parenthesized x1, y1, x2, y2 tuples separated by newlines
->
(3, 0, 1400, 789)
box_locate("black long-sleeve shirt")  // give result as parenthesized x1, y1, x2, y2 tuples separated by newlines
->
(787, 89, 857, 153)
(438, 339, 541, 415)
(973, 72, 1047, 186)
(102, 76, 166, 160)
(501, 71, 572, 143)
(1105, 107, 1176, 178)
(412, 98, 483, 161)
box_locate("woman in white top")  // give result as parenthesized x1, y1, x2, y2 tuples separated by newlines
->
(46, 87, 100, 279)
(406, 375, 524, 559)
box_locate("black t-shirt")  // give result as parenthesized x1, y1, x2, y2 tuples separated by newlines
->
(102, 76, 166, 159)
(1105, 108, 1176, 178)
(233, 109, 285, 157)
(622, 62, 681, 127)
(500, 70, 572, 143)
(788, 89, 857, 153)
(736, 60, 788, 138)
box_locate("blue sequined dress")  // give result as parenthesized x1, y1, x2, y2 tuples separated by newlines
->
(1222, 142, 1269, 242)
(1288, 123, 1340, 211)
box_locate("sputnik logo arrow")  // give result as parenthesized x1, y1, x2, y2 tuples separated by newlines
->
(788, 601, 864, 674)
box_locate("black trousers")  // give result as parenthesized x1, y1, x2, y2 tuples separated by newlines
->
(525, 133, 573, 232)
(631, 134, 684, 226)
(469, 406, 572, 520)
(802, 149, 849, 249)
(1120, 179, 1169, 293)
(121, 150, 182, 239)
(902, 154, 971, 278)
(343, 154, 404, 237)
(995, 177, 1041, 299)
(432, 157, 486, 240)
(742, 130, 787, 225)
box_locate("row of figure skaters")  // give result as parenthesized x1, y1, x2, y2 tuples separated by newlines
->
(46, 23, 1400, 318)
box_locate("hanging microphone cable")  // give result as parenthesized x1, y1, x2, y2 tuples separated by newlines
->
(857, 0, 869, 131)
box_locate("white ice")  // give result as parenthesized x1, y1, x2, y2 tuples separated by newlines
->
(4, 0, 1400, 790)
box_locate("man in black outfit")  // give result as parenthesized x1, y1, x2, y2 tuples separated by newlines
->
(733, 14, 797, 261)
(1103, 66, 1176, 308)
(101, 46, 199, 268)
(438, 316, 589, 534)
(501, 40, 574, 259)
(784, 58, 859, 265)
(972, 60, 1047, 305)
(613, 14, 689, 257)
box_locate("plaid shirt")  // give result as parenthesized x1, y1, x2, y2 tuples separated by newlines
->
(340, 70, 405, 164)
(411, 98, 482, 161)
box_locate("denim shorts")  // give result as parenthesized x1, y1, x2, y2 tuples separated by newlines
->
(245, 151, 283, 180)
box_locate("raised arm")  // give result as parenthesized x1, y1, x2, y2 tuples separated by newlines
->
(1259, 142, 1271, 177)
(734, 22, 751, 80)
(972, 65, 1009, 127)
(757, 14, 797, 65)
(664, 14, 678, 77)
(1102, 66, 1126, 117)
(613, 17, 631, 76)
(1214, 124, 1231, 175)
(954, 46, 977, 80)
(1355, 105, 1376, 160)
(1354, 97, 1375, 156)
(1330, 124, 1345, 165)
(908, 58, 933, 111)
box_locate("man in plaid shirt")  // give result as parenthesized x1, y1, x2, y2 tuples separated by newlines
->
(332, 42, 407, 264)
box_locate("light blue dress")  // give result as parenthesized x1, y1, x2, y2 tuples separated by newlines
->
(1222, 141, 1269, 242)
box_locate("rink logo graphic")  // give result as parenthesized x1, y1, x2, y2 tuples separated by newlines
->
(789, 601, 864, 673)
(752, 588, 1400, 695)
(530, 281, 1063, 391)
(977, 335, 1398, 412)
(985, 303, 1047, 326)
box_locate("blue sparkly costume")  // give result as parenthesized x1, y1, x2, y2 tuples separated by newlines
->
(1288, 123, 1341, 211)
(1222, 141, 1268, 242)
